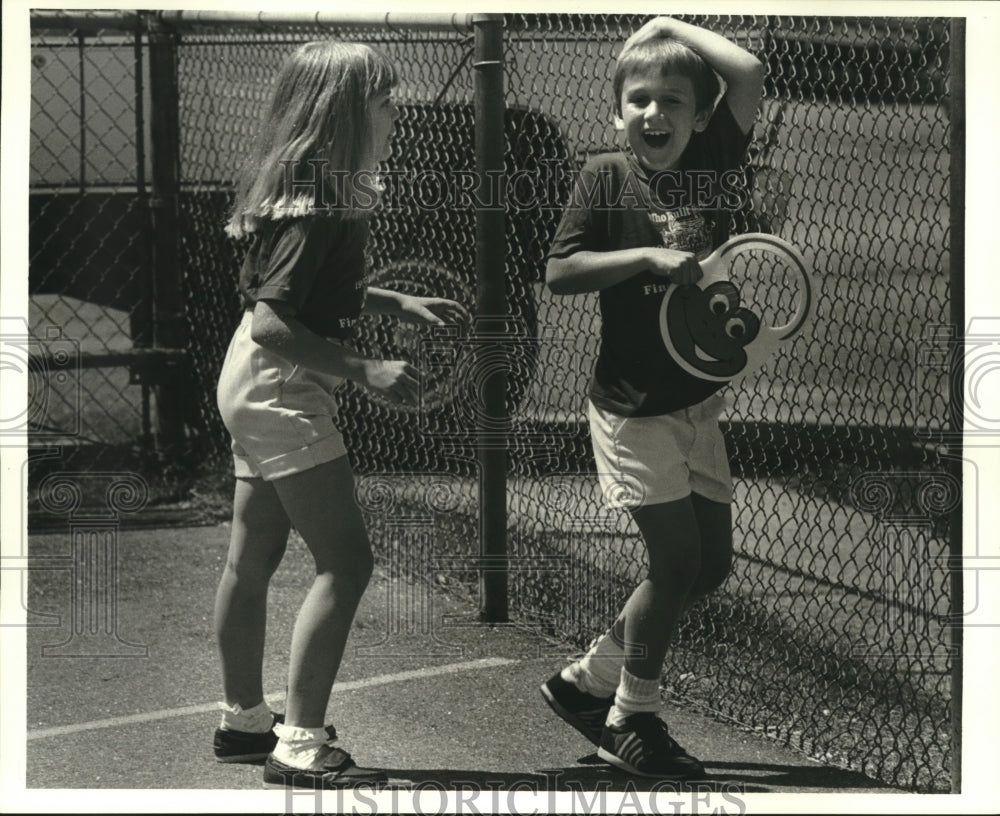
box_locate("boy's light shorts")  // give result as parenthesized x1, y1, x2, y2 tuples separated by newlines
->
(216, 312, 348, 481)
(588, 394, 733, 509)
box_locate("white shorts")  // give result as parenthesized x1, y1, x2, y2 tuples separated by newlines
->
(588, 395, 733, 509)
(216, 312, 348, 481)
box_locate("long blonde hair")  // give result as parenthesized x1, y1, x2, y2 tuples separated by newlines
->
(226, 41, 397, 238)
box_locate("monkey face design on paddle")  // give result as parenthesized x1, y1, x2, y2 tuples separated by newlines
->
(659, 234, 813, 383)
(665, 280, 761, 380)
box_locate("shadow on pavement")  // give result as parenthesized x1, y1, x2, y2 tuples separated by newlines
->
(699, 758, 893, 791)
(376, 765, 770, 794)
(373, 755, 890, 794)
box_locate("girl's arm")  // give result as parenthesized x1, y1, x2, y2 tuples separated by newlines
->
(364, 287, 467, 325)
(363, 287, 407, 316)
(251, 299, 419, 404)
(624, 17, 764, 134)
(546, 247, 703, 295)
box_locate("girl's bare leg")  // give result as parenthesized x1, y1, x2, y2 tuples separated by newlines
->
(215, 477, 290, 708)
(270, 456, 375, 728)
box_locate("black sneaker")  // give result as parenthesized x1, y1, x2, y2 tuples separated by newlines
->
(597, 713, 706, 779)
(214, 713, 337, 763)
(263, 746, 388, 789)
(540, 671, 613, 747)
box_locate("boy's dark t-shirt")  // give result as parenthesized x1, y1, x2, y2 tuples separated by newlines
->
(547, 99, 751, 417)
(239, 215, 369, 340)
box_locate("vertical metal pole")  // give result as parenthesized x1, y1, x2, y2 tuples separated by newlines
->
(473, 14, 508, 623)
(78, 32, 86, 196)
(947, 16, 965, 795)
(147, 19, 187, 458)
(134, 17, 153, 447)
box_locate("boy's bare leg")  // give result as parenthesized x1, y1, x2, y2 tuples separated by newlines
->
(606, 493, 733, 666)
(618, 497, 703, 680)
(688, 493, 733, 600)
(271, 456, 375, 729)
(594, 499, 713, 779)
(215, 477, 290, 709)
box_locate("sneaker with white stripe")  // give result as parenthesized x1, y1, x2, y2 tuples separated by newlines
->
(597, 713, 706, 779)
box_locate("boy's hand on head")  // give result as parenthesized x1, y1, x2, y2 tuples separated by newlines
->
(397, 295, 468, 327)
(622, 16, 678, 53)
(361, 359, 420, 405)
(647, 247, 703, 286)
(622, 16, 765, 134)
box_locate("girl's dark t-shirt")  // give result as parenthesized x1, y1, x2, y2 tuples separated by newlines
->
(238, 215, 369, 340)
(547, 99, 751, 417)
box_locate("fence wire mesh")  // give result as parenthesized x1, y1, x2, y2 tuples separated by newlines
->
(28, 19, 158, 459)
(26, 11, 954, 792)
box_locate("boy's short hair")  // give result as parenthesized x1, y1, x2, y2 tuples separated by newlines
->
(613, 39, 721, 116)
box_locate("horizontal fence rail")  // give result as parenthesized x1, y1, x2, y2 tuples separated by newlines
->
(29, 9, 479, 31)
(158, 10, 478, 32)
(26, 10, 956, 793)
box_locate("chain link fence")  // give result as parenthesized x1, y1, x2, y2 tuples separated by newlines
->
(27, 11, 956, 792)
(28, 16, 161, 465)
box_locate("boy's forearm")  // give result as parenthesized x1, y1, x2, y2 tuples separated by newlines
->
(546, 249, 650, 294)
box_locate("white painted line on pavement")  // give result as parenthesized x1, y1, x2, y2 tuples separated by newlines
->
(26, 656, 518, 741)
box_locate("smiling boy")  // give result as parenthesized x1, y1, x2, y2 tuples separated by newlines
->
(541, 18, 764, 778)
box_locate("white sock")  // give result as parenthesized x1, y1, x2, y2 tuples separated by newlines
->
(271, 723, 330, 770)
(218, 700, 273, 733)
(560, 632, 624, 697)
(607, 668, 661, 727)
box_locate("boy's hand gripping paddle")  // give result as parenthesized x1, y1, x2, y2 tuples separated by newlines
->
(658, 233, 813, 383)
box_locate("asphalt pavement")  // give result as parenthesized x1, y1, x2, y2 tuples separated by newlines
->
(20, 522, 900, 805)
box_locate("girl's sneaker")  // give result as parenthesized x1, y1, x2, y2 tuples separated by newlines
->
(263, 745, 388, 789)
(540, 671, 614, 746)
(214, 713, 337, 764)
(597, 712, 706, 779)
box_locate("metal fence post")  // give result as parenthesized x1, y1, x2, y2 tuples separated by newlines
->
(133, 15, 155, 447)
(947, 16, 965, 795)
(146, 16, 187, 459)
(473, 14, 508, 623)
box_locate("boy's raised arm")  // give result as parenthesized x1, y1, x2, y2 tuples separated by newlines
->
(623, 16, 764, 134)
